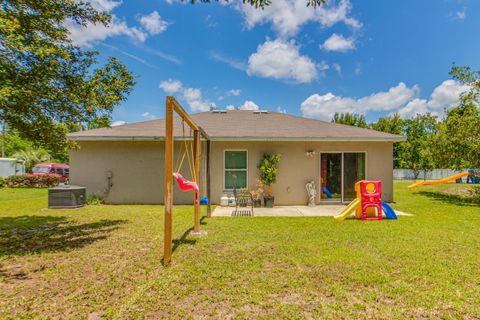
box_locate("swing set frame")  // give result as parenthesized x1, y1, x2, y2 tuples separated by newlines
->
(163, 96, 210, 266)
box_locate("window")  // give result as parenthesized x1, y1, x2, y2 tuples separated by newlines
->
(224, 150, 247, 189)
(50, 168, 55, 174)
(64, 168, 69, 175)
(32, 166, 49, 173)
(56, 168, 63, 175)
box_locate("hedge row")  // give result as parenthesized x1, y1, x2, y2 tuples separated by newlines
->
(0, 175, 61, 188)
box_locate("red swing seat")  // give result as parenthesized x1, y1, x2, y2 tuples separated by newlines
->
(173, 172, 199, 204)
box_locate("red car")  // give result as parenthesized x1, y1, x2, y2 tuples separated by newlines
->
(31, 163, 70, 182)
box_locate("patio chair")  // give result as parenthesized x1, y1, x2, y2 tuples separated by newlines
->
(232, 188, 254, 216)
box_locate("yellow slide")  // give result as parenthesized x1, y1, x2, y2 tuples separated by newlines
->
(334, 198, 361, 221)
(408, 172, 469, 188)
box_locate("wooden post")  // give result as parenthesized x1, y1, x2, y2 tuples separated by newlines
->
(163, 97, 174, 266)
(193, 129, 200, 232)
(206, 139, 211, 217)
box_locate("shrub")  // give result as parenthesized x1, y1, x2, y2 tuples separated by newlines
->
(0, 177, 5, 187)
(471, 186, 480, 203)
(5, 175, 60, 188)
(5, 175, 29, 188)
(87, 194, 102, 205)
(258, 153, 281, 196)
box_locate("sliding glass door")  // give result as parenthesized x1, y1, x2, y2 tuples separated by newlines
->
(320, 152, 366, 203)
(320, 153, 342, 201)
(343, 153, 366, 201)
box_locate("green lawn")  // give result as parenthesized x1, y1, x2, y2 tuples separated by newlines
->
(0, 182, 479, 319)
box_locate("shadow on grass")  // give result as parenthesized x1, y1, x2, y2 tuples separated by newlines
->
(417, 191, 479, 207)
(160, 216, 210, 264)
(0, 215, 127, 257)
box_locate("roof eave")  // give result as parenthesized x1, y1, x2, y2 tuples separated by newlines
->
(67, 135, 405, 142)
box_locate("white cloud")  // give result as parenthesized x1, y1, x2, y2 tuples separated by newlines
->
(456, 10, 466, 20)
(301, 80, 469, 121)
(227, 89, 241, 96)
(205, 15, 218, 28)
(276, 107, 287, 113)
(66, 16, 147, 47)
(238, 100, 259, 110)
(320, 33, 355, 52)
(223, 101, 260, 110)
(111, 120, 126, 126)
(301, 82, 419, 120)
(332, 63, 342, 75)
(89, 0, 122, 12)
(183, 88, 216, 112)
(141, 112, 156, 119)
(451, 9, 466, 20)
(101, 43, 156, 68)
(139, 11, 169, 35)
(397, 80, 468, 118)
(159, 79, 216, 112)
(159, 79, 183, 94)
(209, 51, 247, 71)
(240, 0, 361, 38)
(141, 45, 182, 65)
(247, 39, 318, 83)
(354, 62, 362, 75)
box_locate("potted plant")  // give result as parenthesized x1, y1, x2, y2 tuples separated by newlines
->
(258, 153, 281, 208)
(250, 179, 264, 208)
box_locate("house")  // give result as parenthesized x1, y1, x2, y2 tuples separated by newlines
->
(67, 110, 404, 205)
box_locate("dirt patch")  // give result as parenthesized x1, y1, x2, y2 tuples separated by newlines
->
(263, 261, 292, 270)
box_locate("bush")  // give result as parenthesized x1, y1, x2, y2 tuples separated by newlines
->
(87, 194, 102, 205)
(0, 177, 5, 187)
(5, 175, 60, 188)
(471, 186, 480, 203)
(258, 153, 281, 196)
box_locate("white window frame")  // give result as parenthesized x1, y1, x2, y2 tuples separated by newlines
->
(319, 151, 368, 203)
(223, 149, 248, 190)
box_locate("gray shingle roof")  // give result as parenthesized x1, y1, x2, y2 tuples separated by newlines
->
(67, 110, 404, 141)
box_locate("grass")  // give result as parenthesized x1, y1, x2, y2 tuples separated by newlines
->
(0, 182, 479, 319)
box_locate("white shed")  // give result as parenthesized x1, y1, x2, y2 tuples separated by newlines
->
(0, 158, 25, 178)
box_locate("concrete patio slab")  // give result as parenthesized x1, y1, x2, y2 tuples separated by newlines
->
(212, 205, 412, 217)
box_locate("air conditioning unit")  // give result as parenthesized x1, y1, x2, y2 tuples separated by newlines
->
(48, 186, 86, 209)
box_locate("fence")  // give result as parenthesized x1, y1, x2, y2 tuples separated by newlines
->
(393, 169, 465, 180)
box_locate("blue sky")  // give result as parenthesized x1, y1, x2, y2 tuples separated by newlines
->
(67, 0, 479, 125)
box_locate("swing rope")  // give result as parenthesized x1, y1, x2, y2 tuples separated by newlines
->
(174, 120, 196, 182)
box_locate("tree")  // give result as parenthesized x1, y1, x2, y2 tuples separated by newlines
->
(194, 0, 326, 9)
(0, 0, 135, 155)
(434, 103, 480, 169)
(370, 113, 405, 168)
(13, 147, 51, 171)
(433, 65, 480, 169)
(402, 114, 438, 178)
(331, 112, 367, 128)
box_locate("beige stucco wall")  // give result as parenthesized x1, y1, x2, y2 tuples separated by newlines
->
(209, 141, 394, 204)
(69, 141, 207, 204)
(69, 140, 394, 205)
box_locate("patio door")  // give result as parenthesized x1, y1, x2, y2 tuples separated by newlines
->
(320, 153, 342, 201)
(320, 152, 366, 203)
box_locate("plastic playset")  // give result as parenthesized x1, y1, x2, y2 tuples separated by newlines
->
(334, 180, 398, 221)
